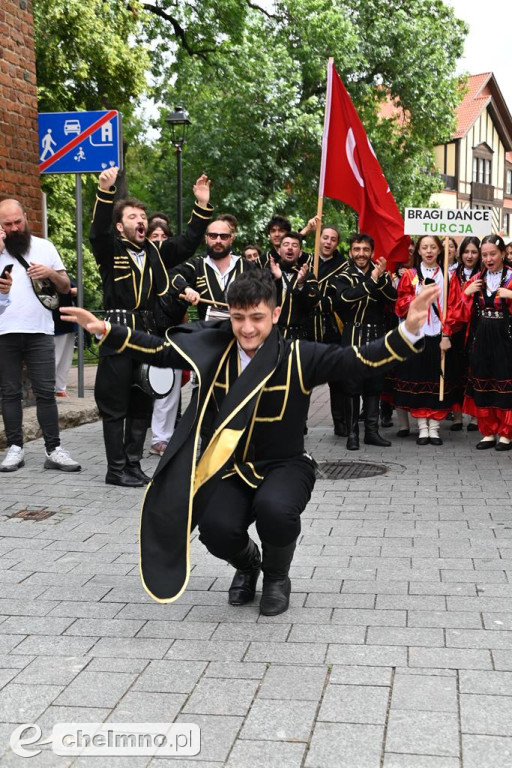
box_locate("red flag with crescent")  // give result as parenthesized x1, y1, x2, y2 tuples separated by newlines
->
(319, 61, 409, 272)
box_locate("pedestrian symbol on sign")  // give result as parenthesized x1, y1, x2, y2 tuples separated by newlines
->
(40, 129, 57, 162)
(38, 110, 121, 174)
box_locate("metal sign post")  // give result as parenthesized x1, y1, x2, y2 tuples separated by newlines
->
(38, 110, 122, 398)
(75, 174, 84, 398)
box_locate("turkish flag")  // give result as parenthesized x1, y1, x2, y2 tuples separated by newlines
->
(319, 61, 409, 272)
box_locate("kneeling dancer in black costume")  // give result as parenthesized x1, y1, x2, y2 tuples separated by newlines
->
(62, 271, 437, 616)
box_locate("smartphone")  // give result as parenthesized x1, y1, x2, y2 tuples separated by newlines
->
(0, 264, 13, 280)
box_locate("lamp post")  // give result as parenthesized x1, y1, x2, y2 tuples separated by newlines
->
(166, 106, 191, 235)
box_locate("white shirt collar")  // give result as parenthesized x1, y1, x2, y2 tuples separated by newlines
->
(237, 342, 262, 372)
(205, 253, 239, 282)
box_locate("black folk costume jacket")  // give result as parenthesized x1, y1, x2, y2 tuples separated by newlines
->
(90, 186, 213, 346)
(272, 261, 321, 340)
(162, 254, 255, 323)
(335, 261, 397, 347)
(100, 319, 422, 603)
(312, 251, 348, 343)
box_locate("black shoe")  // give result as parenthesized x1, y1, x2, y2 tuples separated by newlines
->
(450, 423, 463, 432)
(127, 465, 152, 484)
(380, 416, 393, 428)
(105, 470, 145, 487)
(260, 576, 291, 616)
(467, 422, 479, 432)
(260, 540, 296, 616)
(364, 432, 392, 447)
(228, 540, 261, 606)
(416, 437, 429, 446)
(346, 434, 360, 450)
(495, 441, 512, 452)
(429, 437, 443, 446)
(476, 439, 496, 450)
(396, 429, 410, 438)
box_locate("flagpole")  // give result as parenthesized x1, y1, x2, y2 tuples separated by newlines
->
(439, 236, 450, 401)
(313, 57, 334, 278)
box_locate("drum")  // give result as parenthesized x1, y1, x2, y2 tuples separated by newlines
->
(134, 363, 175, 399)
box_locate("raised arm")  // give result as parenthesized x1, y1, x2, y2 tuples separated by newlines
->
(306, 283, 439, 390)
(160, 175, 213, 270)
(89, 166, 119, 267)
(60, 306, 190, 369)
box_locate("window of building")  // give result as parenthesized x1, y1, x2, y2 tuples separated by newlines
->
(504, 213, 511, 236)
(472, 144, 493, 186)
(506, 169, 512, 196)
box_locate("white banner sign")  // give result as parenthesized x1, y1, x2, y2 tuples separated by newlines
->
(404, 208, 493, 237)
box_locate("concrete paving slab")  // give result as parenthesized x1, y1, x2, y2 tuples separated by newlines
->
(1, 385, 511, 765)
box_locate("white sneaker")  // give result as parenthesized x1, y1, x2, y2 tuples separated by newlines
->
(0, 445, 25, 472)
(44, 446, 81, 472)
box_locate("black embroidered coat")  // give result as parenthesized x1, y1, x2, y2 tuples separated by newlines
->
(100, 319, 421, 602)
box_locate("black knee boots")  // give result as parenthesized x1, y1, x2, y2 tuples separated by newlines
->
(330, 387, 347, 437)
(103, 420, 144, 487)
(228, 539, 262, 606)
(364, 395, 392, 447)
(380, 400, 394, 428)
(344, 395, 360, 451)
(124, 417, 152, 484)
(260, 540, 297, 616)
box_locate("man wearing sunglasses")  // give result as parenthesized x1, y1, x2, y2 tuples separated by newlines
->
(162, 219, 255, 323)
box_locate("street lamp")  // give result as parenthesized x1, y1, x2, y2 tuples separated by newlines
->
(166, 106, 191, 236)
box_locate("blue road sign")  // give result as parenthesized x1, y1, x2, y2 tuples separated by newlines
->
(38, 110, 122, 174)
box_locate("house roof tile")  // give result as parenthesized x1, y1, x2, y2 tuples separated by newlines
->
(454, 73, 493, 138)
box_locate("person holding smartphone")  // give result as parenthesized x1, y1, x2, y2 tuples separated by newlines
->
(0, 251, 13, 312)
(0, 203, 81, 473)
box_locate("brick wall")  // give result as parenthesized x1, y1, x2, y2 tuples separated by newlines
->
(0, 0, 42, 235)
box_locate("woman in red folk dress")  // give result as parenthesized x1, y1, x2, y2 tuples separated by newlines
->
(442, 234, 512, 451)
(393, 235, 460, 446)
(447, 237, 481, 433)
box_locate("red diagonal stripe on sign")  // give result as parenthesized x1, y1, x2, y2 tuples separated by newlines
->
(39, 110, 118, 172)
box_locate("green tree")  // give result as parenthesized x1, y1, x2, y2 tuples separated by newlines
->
(34, 0, 151, 303)
(129, 0, 467, 244)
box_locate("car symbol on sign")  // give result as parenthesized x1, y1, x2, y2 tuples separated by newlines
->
(64, 119, 81, 136)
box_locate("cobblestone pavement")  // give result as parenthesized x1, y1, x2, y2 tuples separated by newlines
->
(1, 384, 512, 767)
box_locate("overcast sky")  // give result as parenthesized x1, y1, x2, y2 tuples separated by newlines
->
(447, 0, 512, 114)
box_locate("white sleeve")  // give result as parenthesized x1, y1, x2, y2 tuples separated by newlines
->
(47, 241, 66, 272)
(400, 324, 424, 343)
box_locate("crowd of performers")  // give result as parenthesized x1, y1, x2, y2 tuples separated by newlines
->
(152, 217, 512, 452)
(85, 166, 512, 496)
(386, 232, 512, 450)
(154, 212, 512, 453)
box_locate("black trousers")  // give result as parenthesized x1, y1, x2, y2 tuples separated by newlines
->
(95, 353, 152, 422)
(0, 333, 60, 451)
(196, 455, 316, 560)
